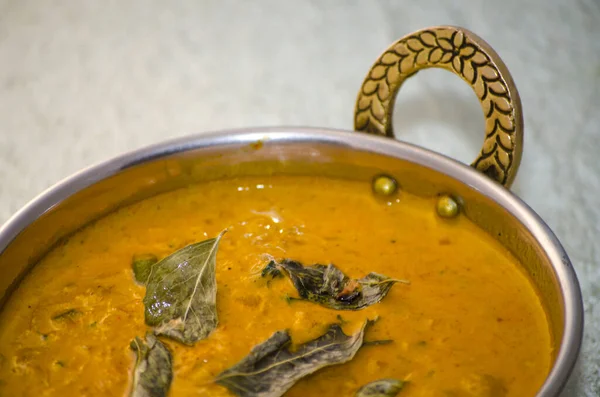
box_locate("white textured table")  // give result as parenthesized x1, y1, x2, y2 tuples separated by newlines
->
(1, 1, 598, 394)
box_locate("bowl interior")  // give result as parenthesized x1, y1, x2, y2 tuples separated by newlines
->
(0, 128, 582, 396)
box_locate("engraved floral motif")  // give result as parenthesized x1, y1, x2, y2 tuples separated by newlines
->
(354, 27, 522, 187)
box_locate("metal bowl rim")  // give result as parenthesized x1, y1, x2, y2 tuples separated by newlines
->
(0, 126, 583, 396)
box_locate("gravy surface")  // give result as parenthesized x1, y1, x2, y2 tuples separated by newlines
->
(0, 176, 551, 396)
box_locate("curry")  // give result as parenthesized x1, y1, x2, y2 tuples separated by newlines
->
(0, 176, 551, 396)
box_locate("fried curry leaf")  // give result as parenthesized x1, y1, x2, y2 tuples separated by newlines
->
(132, 254, 158, 284)
(130, 334, 173, 397)
(262, 259, 408, 310)
(143, 230, 226, 345)
(215, 320, 375, 397)
(356, 379, 405, 396)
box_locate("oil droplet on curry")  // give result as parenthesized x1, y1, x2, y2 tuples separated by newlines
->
(0, 176, 551, 396)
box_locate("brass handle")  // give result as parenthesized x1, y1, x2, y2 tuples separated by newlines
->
(354, 26, 523, 188)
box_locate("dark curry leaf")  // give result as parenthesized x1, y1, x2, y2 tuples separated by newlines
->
(143, 230, 226, 345)
(215, 319, 374, 397)
(262, 259, 408, 310)
(356, 379, 405, 396)
(132, 254, 158, 284)
(261, 260, 283, 279)
(130, 334, 173, 397)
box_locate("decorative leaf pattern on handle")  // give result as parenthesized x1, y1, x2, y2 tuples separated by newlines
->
(354, 26, 523, 187)
(215, 320, 375, 397)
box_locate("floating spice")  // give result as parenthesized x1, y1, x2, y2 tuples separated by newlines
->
(356, 379, 405, 396)
(445, 374, 507, 396)
(51, 309, 82, 323)
(143, 230, 226, 345)
(130, 334, 173, 397)
(215, 319, 377, 397)
(261, 259, 408, 310)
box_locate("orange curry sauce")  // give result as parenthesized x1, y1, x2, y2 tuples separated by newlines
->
(0, 176, 551, 396)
